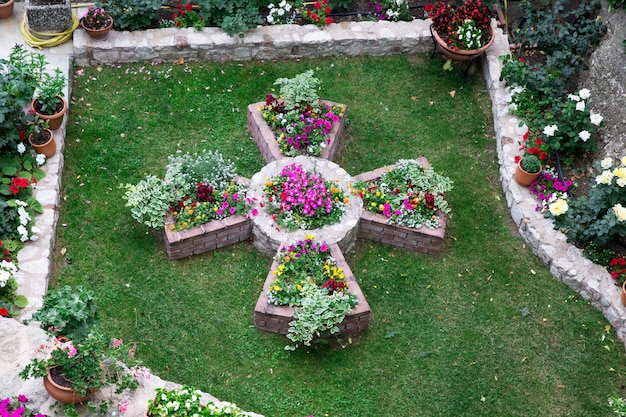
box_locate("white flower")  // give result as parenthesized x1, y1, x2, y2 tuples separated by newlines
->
(568, 94, 580, 102)
(268, 3, 275, 8)
(613, 204, 626, 222)
(590, 112, 603, 126)
(578, 130, 591, 142)
(579, 88, 591, 100)
(36, 153, 46, 165)
(266, 14, 274, 23)
(576, 100, 585, 112)
(17, 143, 26, 154)
(508, 103, 518, 112)
(622, 156, 626, 166)
(614, 168, 626, 187)
(549, 199, 569, 216)
(285, 3, 292, 11)
(279, 0, 286, 6)
(17, 225, 29, 242)
(595, 170, 614, 185)
(543, 124, 558, 137)
(277, 8, 285, 15)
(600, 157, 613, 169)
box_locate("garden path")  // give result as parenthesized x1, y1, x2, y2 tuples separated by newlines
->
(0, 5, 624, 416)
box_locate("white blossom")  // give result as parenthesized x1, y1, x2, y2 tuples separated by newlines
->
(543, 124, 558, 137)
(17, 143, 26, 154)
(600, 157, 613, 169)
(578, 130, 591, 142)
(590, 112, 603, 126)
(36, 153, 46, 165)
(579, 88, 591, 100)
(17, 225, 29, 242)
(575, 100, 585, 112)
(595, 170, 614, 185)
(568, 94, 580, 102)
(613, 204, 626, 222)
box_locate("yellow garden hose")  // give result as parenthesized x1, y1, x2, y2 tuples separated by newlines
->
(20, 12, 80, 49)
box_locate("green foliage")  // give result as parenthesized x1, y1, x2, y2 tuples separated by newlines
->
(121, 175, 175, 229)
(197, 0, 263, 37)
(35, 68, 66, 115)
(274, 69, 321, 111)
(97, 0, 162, 31)
(520, 154, 541, 173)
(285, 282, 358, 350)
(28, 285, 99, 341)
(147, 386, 205, 417)
(609, 395, 626, 416)
(166, 150, 236, 197)
(173, 3, 207, 30)
(329, 0, 352, 11)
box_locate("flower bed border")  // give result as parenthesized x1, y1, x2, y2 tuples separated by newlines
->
(353, 156, 447, 255)
(253, 243, 371, 335)
(246, 100, 347, 163)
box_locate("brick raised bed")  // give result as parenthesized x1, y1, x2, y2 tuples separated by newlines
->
(254, 243, 371, 335)
(354, 157, 447, 255)
(247, 100, 347, 164)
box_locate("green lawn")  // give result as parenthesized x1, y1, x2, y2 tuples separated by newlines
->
(52, 55, 626, 416)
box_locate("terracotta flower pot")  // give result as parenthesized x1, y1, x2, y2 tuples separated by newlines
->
(0, 0, 14, 18)
(431, 24, 495, 62)
(620, 281, 626, 307)
(43, 366, 94, 404)
(28, 128, 56, 158)
(81, 15, 114, 40)
(514, 159, 542, 187)
(32, 96, 68, 131)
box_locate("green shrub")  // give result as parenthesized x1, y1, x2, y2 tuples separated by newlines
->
(97, 0, 162, 31)
(197, 0, 263, 37)
(274, 69, 321, 111)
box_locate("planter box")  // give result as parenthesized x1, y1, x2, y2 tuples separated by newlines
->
(163, 214, 253, 260)
(254, 243, 371, 335)
(247, 100, 347, 164)
(26, 0, 72, 32)
(354, 157, 447, 255)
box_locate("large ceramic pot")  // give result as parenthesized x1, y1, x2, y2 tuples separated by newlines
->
(0, 0, 14, 18)
(514, 158, 541, 187)
(28, 128, 56, 158)
(32, 96, 68, 130)
(431, 24, 495, 62)
(43, 366, 94, 404)
(81, 15, 113, 40)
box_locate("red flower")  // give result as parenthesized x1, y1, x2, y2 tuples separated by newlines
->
(172, 13, 178, 19)
(424, 3, 434, 12)
(527, 147, 540, 155)
(9, 185, 20, 195)
(175, 21, 181, 27)
(610, 257, 626, 268)
(514, 155, 521, 163)
(539, 152, 547, 161)
(280, 192, 287, 201)
(519, 56, 525, 64)
(535, 138, 543, 145)
(0, 308, 9, 317)
(314, 1, 321, 9)
(184, 3, 193, 11)
(19, 131, 26, 140)
(325, 6, 331, 14)
(325, 16, 333, 25)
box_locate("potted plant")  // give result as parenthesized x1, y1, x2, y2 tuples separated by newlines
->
(27, 113, 56, 158)
(80, 6, 114, 40)
(32, 68, 67, 130)
(146, 386, 205, 417)
(424, 0, 494, 61)
(0, 0, 15, 19)
(20, 329, 149, 408)
(515, 154, 542, 186)
(608, 257, 626, 306)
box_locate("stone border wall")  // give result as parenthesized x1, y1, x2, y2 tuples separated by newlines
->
(247, 101, 347, 163)
(253, 243, 371, 335)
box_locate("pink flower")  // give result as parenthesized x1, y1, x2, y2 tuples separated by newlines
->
(17, 395, 28, 403)
(118, 400, 129, 413)
(67, 342, 77, 359)
(111, 338, 123, 348)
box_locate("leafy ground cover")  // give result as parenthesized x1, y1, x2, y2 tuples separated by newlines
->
(52, 55, 626, 416)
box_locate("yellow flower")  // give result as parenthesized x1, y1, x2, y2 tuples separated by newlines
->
(170, 225, 175, 230)
(371, 202, 377, 208)
(278, 264, 285, 271)
(188, 209, 194, 215)
(181, 222, 187, 228)
(613, 203, 626, 222)
(375, 191, 381, 197)
(549, 198, 569, 216)
(295, 284, 302, 291)
(344, 198, 349, 204)
(284, 255, 291, 262)
(306, 233, 314, 241)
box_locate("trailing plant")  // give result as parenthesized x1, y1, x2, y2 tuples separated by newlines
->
(608, 257, 626, 289)
(353, 159, 453, 229)
(425, 0, 492, 50)
(81, 6, 112, 30)
(549, 156, 626, 247)
(173, 3, 207, 30)
(0, 259, 28, 315)
(265, 0, 296, 24)
(285, 281, 358, 350)
(370, 0, 412, 21)
(147, 386, 204, 417)
(27, 285, 99, 342)
(97, 0, 162, 31)
(0, 395, 46, 417)
(529, 168, 574, 213)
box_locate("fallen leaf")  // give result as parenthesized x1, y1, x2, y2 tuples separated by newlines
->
(449, 90, 456, 97)
(411, 96, 417, 101)
(429, 101, 434, 106)
(177, 57, 185, 65)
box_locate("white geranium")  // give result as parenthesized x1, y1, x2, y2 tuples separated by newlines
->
(575, 100, 585, 112)
(18, 205, 30, 226)
(595, 170, 614, 185)
(543, 124, 558, 137)
(17, 225, 29, 242)
(30, 226, 41, 241)
(17, 143, 26, 154)
(266, 14, 274, 23)
(613, 204, 626, 222)
(0, 260, 18, 287)
(600, 157, 613, 169)
(578, 130, 591, 142)
(578, 88, 591, 100)
(590, 112, 603, 126)
(36, 153, 46, 165)
(568, 94, 580, 102)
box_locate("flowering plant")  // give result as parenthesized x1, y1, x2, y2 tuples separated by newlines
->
(300, 0, 333, 26)
(260, 70, 345, 156)
(266, 0, 296, 24)
(0, 259, 28, 316)
(147, 386, 204, 417)
(369, 0, 411, 22)
(514, 129, 551, 166)
(529, 168, 573, 213)
(172, 3, 206, 30)
(0, 395, 46, 417)
(424, 0, 492, 50)
(353, 159, 453, 229)
(609, 257, 626, 289)
(268, 234, 348, 306)
(528, 88, 603, 159)
(81, 6, 112, 30)
(263, 163, 347, 231)
(20, 330, 150, 407)
(549, 156, 626, 246)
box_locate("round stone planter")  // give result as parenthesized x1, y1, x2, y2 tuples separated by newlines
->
(248, 155, 363, 257)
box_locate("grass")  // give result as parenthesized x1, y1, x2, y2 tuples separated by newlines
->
(52, 55, 626, 416)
